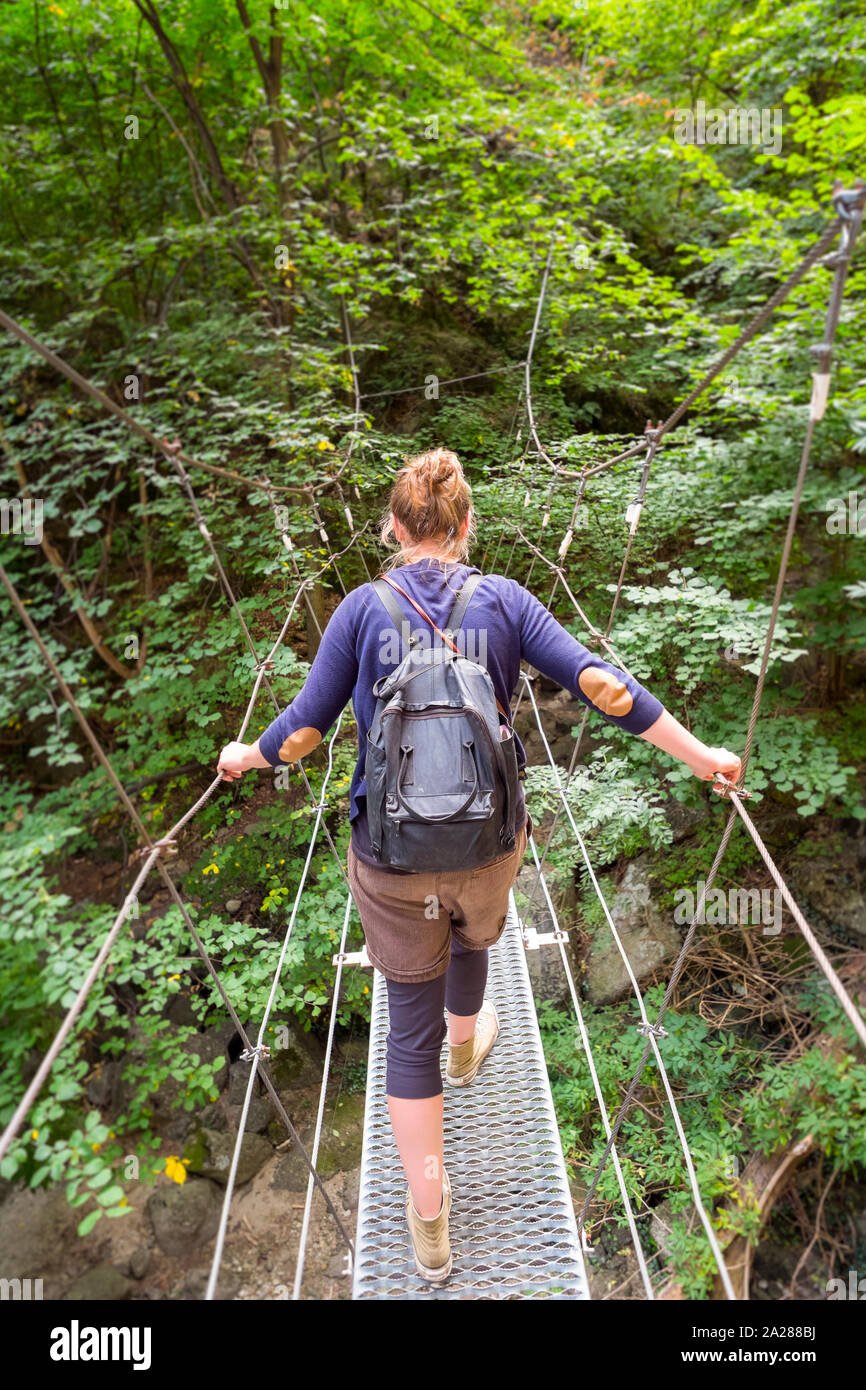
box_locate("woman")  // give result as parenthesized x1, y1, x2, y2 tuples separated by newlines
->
(217, 447, 742, 1284)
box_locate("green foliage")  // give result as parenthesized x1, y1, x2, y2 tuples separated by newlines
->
(0, 0, 863, 1282)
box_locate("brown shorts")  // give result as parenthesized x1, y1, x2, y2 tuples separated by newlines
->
(347, 822, 529, 983)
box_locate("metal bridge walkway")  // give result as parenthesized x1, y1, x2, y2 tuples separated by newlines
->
(352, 891, 590, 1300)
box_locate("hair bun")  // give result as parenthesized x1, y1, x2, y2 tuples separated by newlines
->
(382, 446, 474, 565)
(408, 447, 459, 498)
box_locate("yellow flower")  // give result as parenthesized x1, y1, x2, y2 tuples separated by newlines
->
(202, 864, 219, 875)
(91, 1142, 101, 1152)
(165, 1155, 188, 1185)
(170, 974, 180, 980)
(317, 440, 334, 451)
(362, 986, 369, 995)
(31, 1129, 38, 1140)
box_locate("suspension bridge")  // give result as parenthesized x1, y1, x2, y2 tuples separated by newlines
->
(0, 182, 864, 1301)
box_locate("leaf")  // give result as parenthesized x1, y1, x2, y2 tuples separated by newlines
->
(96, 1185, 125, 1206)
(77, 1208, 102, 1237)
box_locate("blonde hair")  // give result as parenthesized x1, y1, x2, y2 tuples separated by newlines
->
(380, 447, 475, 569)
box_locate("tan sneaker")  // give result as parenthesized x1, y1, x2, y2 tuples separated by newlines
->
(405, 1165, 452, 1283)
(445, 1000, 500, 1087)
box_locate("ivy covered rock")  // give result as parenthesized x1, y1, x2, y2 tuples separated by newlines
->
(146, 1177, 223, 1257)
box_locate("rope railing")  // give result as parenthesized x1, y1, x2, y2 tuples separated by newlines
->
(520, 671, 737, 1300)
(575, 184, 866, 1257)
(524, 835, 655, 1299)
(205, 713, 347, 1301)
(0, 552, 361, 1253)
(293, 892, 355, 1300)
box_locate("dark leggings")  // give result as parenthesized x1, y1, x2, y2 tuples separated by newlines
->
(385, 936, 488, 1099)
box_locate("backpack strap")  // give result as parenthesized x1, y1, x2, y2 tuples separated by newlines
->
(372, 577, 418, 658)
(445, 570, 484, 637)
(377, 572, 509, 722)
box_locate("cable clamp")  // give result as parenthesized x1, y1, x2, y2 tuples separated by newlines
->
(131, 837, 177, 862)
(636, 1021, 668, 1040)
(832, 182, 866, 222)
(240, 1043, 271, 1063)
(711, 773, 752, 801)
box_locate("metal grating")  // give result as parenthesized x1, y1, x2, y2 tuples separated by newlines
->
(352, 891, 590, 1300)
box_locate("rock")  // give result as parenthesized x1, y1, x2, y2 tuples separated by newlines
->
(0, 1184, 83, 1277)
(514, 864, 577, 1007)
(225, 899, 243, 913)
(272, 1093, 366, 1192)
(62, 1263, 132, 1301)
(342, 1168, 361, 1212)
(326, 1251, 352, 1279)
(190, 1127, 273, 1186)
(85, 1060, 128, 1116)
(227, 1095, 275, 1135)
(267, 1022, 327, 1090)
(129, 1247, 151, 1280)
(146, 1177, 223, 1256)
(788, 839, 866, 941)
(584, 858, 682, 1005)
(649, 1200, 675, 1258)
(665, 798, 710, 843)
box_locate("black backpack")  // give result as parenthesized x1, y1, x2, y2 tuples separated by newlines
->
(365, 572, 520, 872)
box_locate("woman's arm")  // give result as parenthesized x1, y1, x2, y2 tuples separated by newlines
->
(216, 595, 359, 781)
(516, 583, 742, 789)
(639, 709, 742, 792)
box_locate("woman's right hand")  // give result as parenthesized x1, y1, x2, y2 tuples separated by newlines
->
(217, 741, 253, 781)
(687, 745, 743, 794)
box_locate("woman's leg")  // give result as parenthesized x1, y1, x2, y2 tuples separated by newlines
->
(445, 935, 488, 1045)
(385, 974, 447, 1219)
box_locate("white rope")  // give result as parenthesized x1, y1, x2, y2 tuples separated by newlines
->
(292, 893, 355, 1298)
(525, 835, 655, 1298)
(520, 671, 737, 1299)
(205, 712, 345, 1301)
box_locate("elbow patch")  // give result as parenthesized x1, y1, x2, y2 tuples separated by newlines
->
(578, 667, 634, 718)
(278, 726, 322, 763)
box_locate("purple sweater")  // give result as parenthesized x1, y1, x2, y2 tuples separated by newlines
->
(258, 560, 666, 867)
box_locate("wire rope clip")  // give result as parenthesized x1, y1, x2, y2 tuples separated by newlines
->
(711, 773, 752, 801)
(240, 1043, 271, 1063)
(636, 1021, 668, 1041)
(131, 837, 177, 862)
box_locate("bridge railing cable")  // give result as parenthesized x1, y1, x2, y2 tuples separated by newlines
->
(576, 184, 866, 1256)
(520, 671, 737, 1299)
(205, 714, 346, 1300)
(0, 560, 356, 1254)
(524, 835, 655, 1299)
